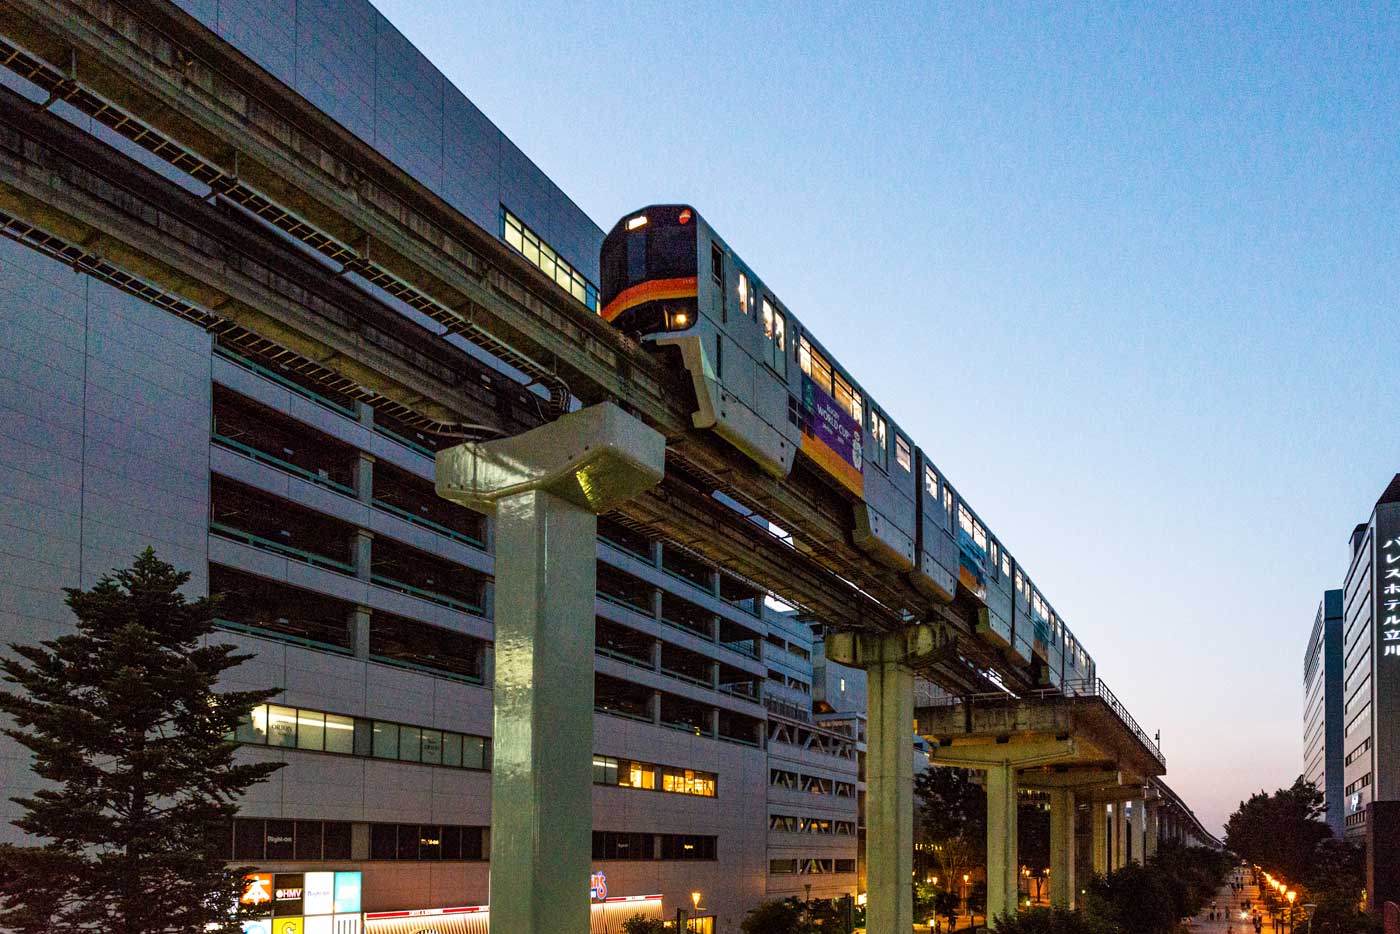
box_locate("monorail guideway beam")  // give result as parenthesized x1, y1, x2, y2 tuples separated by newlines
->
(435, 403, 665, 934)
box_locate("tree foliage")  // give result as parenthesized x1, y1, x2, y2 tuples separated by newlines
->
(740, 898, 817, 934)
(621, 916, 669, 934)
(1225, 776, 1332, 883)
(916, 766, 987, 896)
(0, 550, 284, 934)
(992, 906, 1118, 934)
(1083, 863, 1183, 934)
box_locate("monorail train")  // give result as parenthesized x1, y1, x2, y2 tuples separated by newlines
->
(600, 205, 1095, 689)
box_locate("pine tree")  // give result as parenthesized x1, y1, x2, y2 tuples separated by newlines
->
(0, 549, 284, 933)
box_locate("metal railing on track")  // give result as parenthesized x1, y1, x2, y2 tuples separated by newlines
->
(924, 677, 1165, 768)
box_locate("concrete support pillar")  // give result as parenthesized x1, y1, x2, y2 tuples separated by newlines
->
(1092, 803, 1109, 876)
(987, 761, 1020, 920)
(354, 529, 373, 581)
(1114, 803, 1129, 870)
(1131, 798, 1146, 864)
(1145, 803, 1160, 859)
(351, 606, 371, 660)
(865, 638, 916, 934)
(1049, 788, 1076, 908)
(356, 452, 375, 503)
(827, 624, 941, 934)
(435, 403, 664, 934)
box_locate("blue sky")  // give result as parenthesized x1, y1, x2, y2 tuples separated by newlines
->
(373, 1, 1400, 833)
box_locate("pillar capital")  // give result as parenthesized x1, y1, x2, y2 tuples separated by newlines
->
(930, 738, 1078, 770)
(436, 401, 665, 515)
(825, 621, 945, 669)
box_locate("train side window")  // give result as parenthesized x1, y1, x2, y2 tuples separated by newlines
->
(711, 243, 725, 322)
(834, 374, 862, 425)
(989, 541, 999, 577)
(798, 336, 834, 394)
(924, 465, 938, 498)
(738, 272, 750, 317)
(895, 435, 911, 472)
(762, 299, 786, 374)
(868, 410, 888, 470)
(942, 485, 953, 523)
(1001, 551, 1011, 579)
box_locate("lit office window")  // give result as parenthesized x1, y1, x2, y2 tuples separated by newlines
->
(500, 207, 600, 312)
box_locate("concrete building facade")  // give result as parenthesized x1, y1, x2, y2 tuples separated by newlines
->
(1304, 589, 1346, 837)
(0, 1, 858, 930)
(1339, 475, 1400, 838)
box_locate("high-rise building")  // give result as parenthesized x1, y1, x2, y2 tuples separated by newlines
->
(0, 1, 857, 929)
(1303, 590, 1344, 837)
(1339, 474, 1400, 838)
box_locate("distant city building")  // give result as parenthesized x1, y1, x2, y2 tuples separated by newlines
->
(1338, 474, 1400, 838)
(1303, 590, 1345, 837)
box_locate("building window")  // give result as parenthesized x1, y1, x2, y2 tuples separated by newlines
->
(228, 819, 353, 861)
(592, 831, 654, 861)
(500, 207, 600, 312)
(770, 859, 798, 874)
(232, 704, 489, 771)
(660, 834, 717, 860)
(592, 755, 717, 797)
(369, 823, 484, 861)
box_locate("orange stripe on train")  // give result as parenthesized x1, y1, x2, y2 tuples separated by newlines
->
(601, 276, 698, 322)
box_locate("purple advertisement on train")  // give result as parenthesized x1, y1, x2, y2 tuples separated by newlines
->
(800, 374, 864, 496)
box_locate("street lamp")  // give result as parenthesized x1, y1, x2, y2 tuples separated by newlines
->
(1286, 890, 1296, 933)
(1302, 902, 1317, 934)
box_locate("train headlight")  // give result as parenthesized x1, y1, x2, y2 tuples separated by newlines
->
(626, 215, 648, 230)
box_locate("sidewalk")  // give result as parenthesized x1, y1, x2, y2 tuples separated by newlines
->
(1187, 874, 1272, 933)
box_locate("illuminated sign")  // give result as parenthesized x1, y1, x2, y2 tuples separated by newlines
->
(590, 872, 608, 901)
(1381, 533, 1400, 660)
(303, 873, 333, 916)
(333, 872, 362, 914)
(242, 874, 274, 907)
(274, 873, 304, 918)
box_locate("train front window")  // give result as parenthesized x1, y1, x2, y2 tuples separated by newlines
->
(627, 233, 646, 283)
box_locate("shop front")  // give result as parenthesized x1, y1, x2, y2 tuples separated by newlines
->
(359, 873, 663, 934)
(240, 870, 363, 934)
